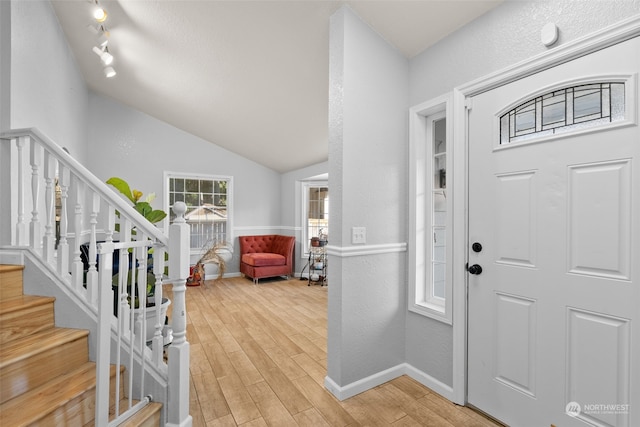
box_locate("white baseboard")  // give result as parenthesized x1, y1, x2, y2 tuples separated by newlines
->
(404, 363, 455, 402)
(324, 363, 455, 402)
(324, 364, 405, 401)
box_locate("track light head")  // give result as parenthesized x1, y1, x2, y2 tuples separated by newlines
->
(92, 45, 113, 66)
(93, 6, 107, 23)
(104, 66, 116, 78)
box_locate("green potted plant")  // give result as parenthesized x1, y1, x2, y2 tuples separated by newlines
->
(107, 177, 170, 342)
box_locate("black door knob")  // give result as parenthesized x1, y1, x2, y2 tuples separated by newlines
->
(468, 264, 483, 275)
(472, 242, 483, 253)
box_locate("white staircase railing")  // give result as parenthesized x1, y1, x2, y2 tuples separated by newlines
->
(0, 128, 192, 427)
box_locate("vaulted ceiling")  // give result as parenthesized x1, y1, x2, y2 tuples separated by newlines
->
(52, 0, 502, 173)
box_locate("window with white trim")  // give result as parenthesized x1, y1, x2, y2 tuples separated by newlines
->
(409, 95, 453, 324)
(301, 181, 328, 255)
(166, 173, 232, 251)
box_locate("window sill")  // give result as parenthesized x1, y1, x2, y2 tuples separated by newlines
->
(409, 301, 452, 325)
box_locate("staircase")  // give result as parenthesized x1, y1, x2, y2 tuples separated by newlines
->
(0, 264, 161, 426)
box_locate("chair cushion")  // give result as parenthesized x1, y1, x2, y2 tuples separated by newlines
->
(242, 253, 286, 267)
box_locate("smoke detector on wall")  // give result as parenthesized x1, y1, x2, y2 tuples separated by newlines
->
(541, 23, 559, 47)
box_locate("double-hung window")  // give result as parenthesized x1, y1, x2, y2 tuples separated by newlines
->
(166, 173, 232, 252)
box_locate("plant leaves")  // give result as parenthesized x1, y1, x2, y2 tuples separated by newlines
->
(106, 177, 135, 203)
(146, 210, 167, 224)
(135, 201, 153, 217)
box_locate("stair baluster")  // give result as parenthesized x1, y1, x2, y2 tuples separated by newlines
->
(43, 151, 56, 263)
(57, 165, 70, 278)
(29, 139, 42, 251)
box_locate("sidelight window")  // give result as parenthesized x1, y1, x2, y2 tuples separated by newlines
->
(409, 94, 453, 325)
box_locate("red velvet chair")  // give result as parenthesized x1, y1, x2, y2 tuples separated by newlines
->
(239, 235, 295, 284)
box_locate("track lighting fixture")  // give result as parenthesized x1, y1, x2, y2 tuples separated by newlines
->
(97, 31, 109, 48)
(103, 66, 116, 78)
(93, 6, 107, 23)
(87, 28, 109, 49)
(92, 45, 113, 66)
(88, 1, 117, 78)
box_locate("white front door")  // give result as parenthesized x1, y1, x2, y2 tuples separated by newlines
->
(467, 36, 640, 427)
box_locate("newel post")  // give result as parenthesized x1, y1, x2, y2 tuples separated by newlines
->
(167, 201, 192, 427)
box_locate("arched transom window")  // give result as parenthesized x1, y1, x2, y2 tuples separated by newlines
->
(500, 82, 626, 145)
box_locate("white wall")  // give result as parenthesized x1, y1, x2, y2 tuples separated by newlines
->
(0, 0, 88, 247)
(410, 0, 640, 105)
(0, 0, 9, 132)
(406, 0, 640, 388)
(9, 0, 88, 160)
(326, 6, 409, 396)
(0, 1, 11, 246)
(85, 93, 283, 274)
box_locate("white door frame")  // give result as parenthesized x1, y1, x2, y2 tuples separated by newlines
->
(448, 14, 640, 405)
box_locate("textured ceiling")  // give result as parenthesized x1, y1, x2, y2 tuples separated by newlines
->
(52, 0, 502, 173)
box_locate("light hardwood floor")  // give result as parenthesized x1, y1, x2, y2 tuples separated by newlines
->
(175, 276, 502, 426)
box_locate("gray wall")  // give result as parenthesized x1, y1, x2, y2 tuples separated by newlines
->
(410, 0, 640, 105)
(8, 0, 88, 160)
(0, 0, 88, 247)
(0, 1, 9, 132)
(0, 1, 11, 246)
(85, 93, 285, 275)
(405, 0, 640, 388)
(327, 6, 408, 389)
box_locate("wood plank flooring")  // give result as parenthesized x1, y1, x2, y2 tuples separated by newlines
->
(176, 277, 502, 427)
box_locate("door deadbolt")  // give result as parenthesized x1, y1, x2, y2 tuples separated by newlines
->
(472, 242, 483, 253)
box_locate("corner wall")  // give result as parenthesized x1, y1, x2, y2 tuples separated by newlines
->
(326, 6, 409, 398)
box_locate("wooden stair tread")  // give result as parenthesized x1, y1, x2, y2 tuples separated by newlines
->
(0, 327, 89, 367)
(0, 294, 55, 314)
(0, 265, 24, 274)
(0, 362, 119, 426)
(120, 402, 162, 427)
(0, 264, 162, 426)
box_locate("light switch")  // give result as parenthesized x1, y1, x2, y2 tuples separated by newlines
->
(352, 227, 366, 244)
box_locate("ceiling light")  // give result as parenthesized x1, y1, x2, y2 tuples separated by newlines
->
(93, 7, 107, 23)
(92, 45, 113, 66)
(104, 66, 116, 78)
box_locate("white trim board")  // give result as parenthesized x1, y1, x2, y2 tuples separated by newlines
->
(326, 242, 406, 258)
(234, 226, 301, 232)
(324, 363, 454, 402)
